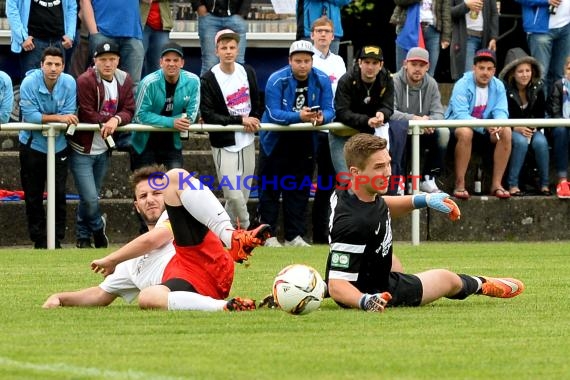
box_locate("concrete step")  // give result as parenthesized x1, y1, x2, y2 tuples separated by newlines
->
(0, 133, 262, 199)
(0, 149, 218, 198)
(1, 196, 569, 247)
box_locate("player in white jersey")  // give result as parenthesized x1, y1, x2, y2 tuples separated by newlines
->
(43, 165, 270, 311)
(97, 210, 175, 303)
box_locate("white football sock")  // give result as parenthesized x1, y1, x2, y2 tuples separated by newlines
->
(179, 180, 234, 247)
(167, 291, 227, 311)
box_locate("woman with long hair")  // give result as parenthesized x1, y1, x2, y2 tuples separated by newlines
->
(499, 48, 550, 196)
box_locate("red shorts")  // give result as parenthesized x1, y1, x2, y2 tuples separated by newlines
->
(162, 231, 234, 299)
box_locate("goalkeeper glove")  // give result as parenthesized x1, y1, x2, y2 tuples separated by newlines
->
(359, 292, 392, 312)
(412, 193, 461, 221)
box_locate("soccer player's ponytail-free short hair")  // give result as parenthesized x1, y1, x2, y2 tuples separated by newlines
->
(344, 133, 388, 170)
(130, 164, 167, 198)
(41, 46, 64, 64)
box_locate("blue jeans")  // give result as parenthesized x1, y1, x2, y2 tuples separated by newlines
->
(20, 38, 66, 77)
(507, 130, 550, 188)
(464, 35, 482, 73)
(197, 14, 247, 75)
(64, 30, 81, 76)
(142, 25, 171, 77)
(527, 22, 570, 97)
(396, 25, 441, 77)
(69, 150, 109, 240)
(89, 33, 144, 84)
(552, 127, 570, 179)
(328, 132, 350, 177)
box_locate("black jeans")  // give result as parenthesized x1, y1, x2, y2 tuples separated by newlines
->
(312, 132, 335, 243)
(257, 134, 315, 241)
(19, 144, 68, 244)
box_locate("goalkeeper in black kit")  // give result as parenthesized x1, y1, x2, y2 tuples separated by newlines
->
(325, 133, 524, 312)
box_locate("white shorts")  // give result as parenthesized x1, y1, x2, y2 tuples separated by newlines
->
(99, 247, 175, 303)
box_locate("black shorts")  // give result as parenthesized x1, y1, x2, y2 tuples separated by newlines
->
(387, 272, 423, 307)
(162, 278, 197, 293)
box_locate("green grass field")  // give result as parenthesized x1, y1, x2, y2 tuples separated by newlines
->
(1, 242, 568, 380)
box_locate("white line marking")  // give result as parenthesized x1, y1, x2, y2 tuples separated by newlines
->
(0, 356, 186, 380)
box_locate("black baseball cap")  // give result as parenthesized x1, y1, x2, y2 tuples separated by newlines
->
(93, 41, 120, 58)
(359, 45, 383, 61)
(473, 49, 496, 65)
(160, 42, 184, 58)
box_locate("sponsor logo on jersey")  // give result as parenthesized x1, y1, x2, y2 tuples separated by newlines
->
(331, 252, 349, 269)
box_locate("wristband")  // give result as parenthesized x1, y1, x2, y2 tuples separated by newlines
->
(359, 294, 370, 310)
(411, 193, 428, 209)
(414, 193, 452, 213)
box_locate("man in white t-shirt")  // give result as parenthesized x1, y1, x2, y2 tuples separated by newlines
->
(310, 16, 346, 244)
(200, 29, 262, 230)
(43, 165, 271, 311)
(445, 49, 511, 199)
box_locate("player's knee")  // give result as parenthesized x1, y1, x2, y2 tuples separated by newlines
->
(138, 286, 169, 310)
(165, 168, 188, 187)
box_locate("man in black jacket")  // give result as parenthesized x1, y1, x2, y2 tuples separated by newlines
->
(331, 45, 394, 177)
(200, 29, 261, 229)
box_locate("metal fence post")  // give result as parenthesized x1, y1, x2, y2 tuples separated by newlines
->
(46, 124, 57, 249)
(410, 122, 421, 246)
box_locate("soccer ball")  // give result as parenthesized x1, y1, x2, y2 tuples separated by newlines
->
(272, 264, 327, 315)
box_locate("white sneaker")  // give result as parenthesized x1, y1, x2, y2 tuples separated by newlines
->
(264, 237, 283, 248)
(284, 236, 311, 247)
(419, 176, 442, 193)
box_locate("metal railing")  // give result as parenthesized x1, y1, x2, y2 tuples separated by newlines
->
(3, 118, 570, 248)
(0, 121, 346, 249)
(408, 118, 570, 245)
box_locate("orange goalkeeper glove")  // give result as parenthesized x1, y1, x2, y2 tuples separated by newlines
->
(443, 198, 461, 221)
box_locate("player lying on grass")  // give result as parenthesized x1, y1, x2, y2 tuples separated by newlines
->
(43, 165, 271, 311)
(325, 134, 524, 312)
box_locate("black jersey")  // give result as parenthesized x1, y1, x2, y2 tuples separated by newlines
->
(325, 189, 393, 293)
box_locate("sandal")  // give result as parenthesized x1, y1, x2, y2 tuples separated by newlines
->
(509, 188, 524, 197)
(540, 187, 552, 196)
(492, 188, 511, 199)
(453, 189, 470, 200)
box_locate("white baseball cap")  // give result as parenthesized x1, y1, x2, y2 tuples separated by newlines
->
(289, 40, 314, 56)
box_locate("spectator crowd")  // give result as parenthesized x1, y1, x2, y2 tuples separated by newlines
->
(1, 0, 570, 250)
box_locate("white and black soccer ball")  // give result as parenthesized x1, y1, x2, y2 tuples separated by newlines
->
(272, 264, 327, 315)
